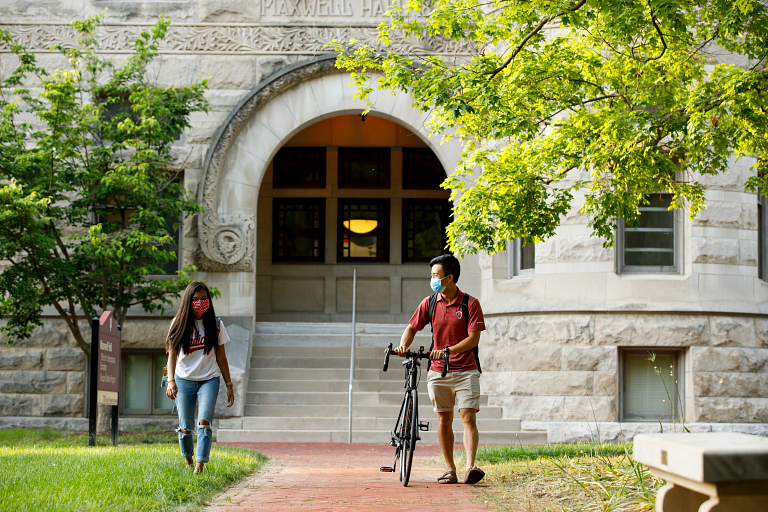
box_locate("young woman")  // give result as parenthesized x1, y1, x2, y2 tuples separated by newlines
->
(165, 282, 235, 474)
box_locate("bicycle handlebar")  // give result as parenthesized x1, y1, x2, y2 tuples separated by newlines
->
(383, 343, 450, 377)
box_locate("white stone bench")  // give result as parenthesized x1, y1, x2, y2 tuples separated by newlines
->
(633, 433, 768, 512)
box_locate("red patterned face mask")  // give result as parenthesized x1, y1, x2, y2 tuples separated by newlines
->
(191, 299, 210, 316)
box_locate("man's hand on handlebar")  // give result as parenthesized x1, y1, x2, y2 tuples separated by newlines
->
(393, 345, 409, 357)
(429, 350, 445, 360)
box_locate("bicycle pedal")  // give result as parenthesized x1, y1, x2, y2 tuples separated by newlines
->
(380, 466, 395, 472)
(418, 421, 430, 431)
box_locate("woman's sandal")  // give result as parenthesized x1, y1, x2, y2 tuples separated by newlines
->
(437, 470, 458, 484)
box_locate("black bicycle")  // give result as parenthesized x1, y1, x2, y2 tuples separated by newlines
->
(379, 343, 449, 486)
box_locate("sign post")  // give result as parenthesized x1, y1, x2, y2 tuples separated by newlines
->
(88, 311, 122, 447)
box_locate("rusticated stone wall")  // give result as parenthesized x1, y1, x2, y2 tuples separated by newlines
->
(0, 321, 86, 417)
(481, 314, 768, 424)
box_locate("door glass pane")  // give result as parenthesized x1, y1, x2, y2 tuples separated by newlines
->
(403, 200, 450, 261)
(154, 354, 175, 411)
(624, 353, 676, 420)
(273, 199, 325, 262)
(339, 200, 389, 261)
(124, 354, 151, 411)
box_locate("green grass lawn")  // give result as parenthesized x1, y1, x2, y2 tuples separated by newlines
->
(0, 429, 267, 512)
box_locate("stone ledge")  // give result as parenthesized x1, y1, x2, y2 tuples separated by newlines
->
(521, 421, 768, 443)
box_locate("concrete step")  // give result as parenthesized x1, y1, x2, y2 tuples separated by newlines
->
(249, 379, 411, 393)
(233, 416, 522, 432)
(250, 345, 390, 358)
(250, 356, 384, 369)
(217, 428, 547, 445)
(243, 403, 504, 418)
(245, 391, 490, 406)
(248, 367, 403, 381)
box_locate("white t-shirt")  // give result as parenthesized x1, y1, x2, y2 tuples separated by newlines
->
(174, 318, 230, 381)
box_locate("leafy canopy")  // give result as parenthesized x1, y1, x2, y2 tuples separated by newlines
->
(0, 14, 210, 354)
(335, 0, 768, 255)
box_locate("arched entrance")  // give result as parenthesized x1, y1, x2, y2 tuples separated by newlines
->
(196, 56, 476, 320)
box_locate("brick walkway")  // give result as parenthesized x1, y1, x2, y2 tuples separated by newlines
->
(203, 443, 494, 512)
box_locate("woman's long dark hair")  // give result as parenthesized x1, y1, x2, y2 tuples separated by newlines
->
(166, 282, 219, 355)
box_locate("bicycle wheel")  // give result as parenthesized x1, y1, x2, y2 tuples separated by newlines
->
(399, 392, 412, 483)
(402, 390, 417, 486)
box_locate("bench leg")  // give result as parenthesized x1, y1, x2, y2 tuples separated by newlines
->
(657, 482, 708, 512)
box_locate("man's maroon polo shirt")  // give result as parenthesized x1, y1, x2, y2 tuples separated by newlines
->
(408, 289, 485, 373)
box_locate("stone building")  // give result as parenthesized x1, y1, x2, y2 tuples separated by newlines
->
(0, 1, 765, 441)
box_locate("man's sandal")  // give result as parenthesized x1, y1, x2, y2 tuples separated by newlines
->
(437, 470, 458, 484)
(464, 467, 485, 484)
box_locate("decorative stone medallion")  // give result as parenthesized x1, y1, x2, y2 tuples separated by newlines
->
(199, 214, 255, 272)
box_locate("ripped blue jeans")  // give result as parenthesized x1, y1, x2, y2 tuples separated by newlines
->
(175, 376, 220, 463)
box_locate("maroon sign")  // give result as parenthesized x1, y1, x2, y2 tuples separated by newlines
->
(97, 311, 121, 406)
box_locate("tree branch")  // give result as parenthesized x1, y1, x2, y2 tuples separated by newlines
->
(486, 0, 588, 79)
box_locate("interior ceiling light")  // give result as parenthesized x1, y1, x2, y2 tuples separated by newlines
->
(343, 219, 378, 234)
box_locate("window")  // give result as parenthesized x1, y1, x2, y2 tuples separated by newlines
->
(338, 199, 390, 262)
(338, 147, 390, 189)
(159, 213, 180, 275)
(507, 238, 535, 278)
(402, 199, 451, 262)
(759, 192, 767, 280)
(621, 349, 683, 421)
(120, 352, 174, 415)
(273, 147, 326, 188)
(273, 198, 325, 262)
(617, 193, 682, 274)
(403, 148, 446, 189)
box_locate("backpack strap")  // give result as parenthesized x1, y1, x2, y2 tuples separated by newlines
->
(426, 293, 438, 371)
(462, 293, 482, 374)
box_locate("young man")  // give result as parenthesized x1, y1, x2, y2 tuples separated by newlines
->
(394, 254, 486, 485)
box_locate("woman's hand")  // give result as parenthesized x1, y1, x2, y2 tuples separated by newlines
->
(226, 384, 235, 408)
(166, 381, 178, 400)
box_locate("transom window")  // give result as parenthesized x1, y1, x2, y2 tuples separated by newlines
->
(617, 193, 682, 274)
(403, 148, 446, 189)
(273, 199, 325, 262)
(402, 199, 451, 262)
(621, 349, 683, 421)
(272, 147, 326, 188)
(338, 199, 389, 261)
(338, 147, 390, 189)
(120, 352, 174, 415)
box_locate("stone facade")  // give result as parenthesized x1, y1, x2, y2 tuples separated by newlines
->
(0, 1, 765, 436)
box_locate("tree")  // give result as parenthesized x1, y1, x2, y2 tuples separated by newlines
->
(334, 0, 768, 254)
(0, 14, 209, 356)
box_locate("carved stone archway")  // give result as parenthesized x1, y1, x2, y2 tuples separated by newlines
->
(197, 53, 463, 272)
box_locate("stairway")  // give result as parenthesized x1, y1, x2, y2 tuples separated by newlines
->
(216, 323, 547, 444)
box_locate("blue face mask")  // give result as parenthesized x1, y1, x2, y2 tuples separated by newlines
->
(430, 276, 447, 293)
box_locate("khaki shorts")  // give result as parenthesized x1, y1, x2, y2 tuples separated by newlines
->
(427, 370, 481, 412)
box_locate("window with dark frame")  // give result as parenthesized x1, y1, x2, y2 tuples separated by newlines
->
(273, 198, 325, 262)
(402, 148, 446, 189)
(338, 199, 390, 262)
(621, 349, 683, 421)
(618, 193, 681, 274)
(120, 352, 175, 415)
(272, 147, 326, 188)
(402, 199, 451, 262)
(507, 238, 535, 277)
(338, 147, 390, 189)
(759, 192, 767, 281)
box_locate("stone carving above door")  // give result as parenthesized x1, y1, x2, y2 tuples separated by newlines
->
(0, 23, 464, 55)
(199, 214, 255, 272)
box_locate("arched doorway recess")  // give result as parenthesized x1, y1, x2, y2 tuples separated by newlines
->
(196, 55, 476, 320)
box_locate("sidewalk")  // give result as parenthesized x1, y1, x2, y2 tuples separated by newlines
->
(203, 443, 494, 512)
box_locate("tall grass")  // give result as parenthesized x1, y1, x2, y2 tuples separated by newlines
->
(0, 429, 267, 512)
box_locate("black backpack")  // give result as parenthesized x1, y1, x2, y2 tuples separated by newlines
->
(425, 292, 482, 374)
